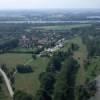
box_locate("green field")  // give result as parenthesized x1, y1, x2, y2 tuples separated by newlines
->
(32, 24, 91, 30)
(69, 37, 100, 83)
(12, 48, 35, 52)
(70, 37, 87, 85)
(0, 53, 49, 96)
(53, 36, 88, 100)
(0, 84, 12, 100)
(65, 36, 88, 100)
(0, 54, 32, 68)
(59, 36, 87, 85)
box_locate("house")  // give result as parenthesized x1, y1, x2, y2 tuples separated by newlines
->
(19, 35, 32, 48)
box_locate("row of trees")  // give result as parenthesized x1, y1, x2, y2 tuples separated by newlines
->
(0, 39, 18, 53)
(53, 57, 80, 100)
(78, 80, 97, 100)
(16, 65, 33, 73)
(13, 91, 33, 100)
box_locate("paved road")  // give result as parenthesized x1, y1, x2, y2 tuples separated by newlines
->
(90, 76, 100, 100)
(0, 68, 14, 97)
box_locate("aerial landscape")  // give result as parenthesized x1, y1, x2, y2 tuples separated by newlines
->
(0, 0, 100, 100)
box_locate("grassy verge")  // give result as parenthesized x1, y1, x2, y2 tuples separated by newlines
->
(70, 37, 87, 85)
(0, 84, 12, 100)
(65, 36, 87, 100)
(60, 36, 87, 85)
(15, 57, 49, 96)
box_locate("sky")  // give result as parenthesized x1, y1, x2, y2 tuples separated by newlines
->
(0, 0, 99, 10)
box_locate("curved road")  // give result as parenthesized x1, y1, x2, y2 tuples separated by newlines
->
(0, 68, 14, 97)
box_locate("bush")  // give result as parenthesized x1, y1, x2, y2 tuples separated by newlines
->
(16, 65, 33, 73)
(14, 90, 33, 100)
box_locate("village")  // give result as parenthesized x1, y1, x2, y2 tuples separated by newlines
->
(18, 33, 65, 56)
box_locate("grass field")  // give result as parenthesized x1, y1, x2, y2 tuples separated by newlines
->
(12, 47, 37, 53)
(0, 91, 11, 100)
(66, 36, 88, 100)
(70, 37, 87, 85)
(0, 84, 12, 100)
(32, 24, 91, 30)
(54, 36, 88, 100)
(15, 57, 49, 95)
(0, 53, 32, 68)
(59, 36, 87, 85)
(0, 53, 49, 96)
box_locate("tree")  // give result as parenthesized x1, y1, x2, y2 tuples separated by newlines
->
(53, 57, 80, 100)
(71, 43, 79, 51)
(35, 89, 52, 100)
(39, 72, 55, 94)
(47, 51, 68, 72)
(16, 65, 33, 73)
(32, 54, 36, 60)
(13, 91, 33, 100)
(0, 76, 3, 84)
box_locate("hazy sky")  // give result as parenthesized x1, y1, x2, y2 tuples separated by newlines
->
(0, 0, 99, 10)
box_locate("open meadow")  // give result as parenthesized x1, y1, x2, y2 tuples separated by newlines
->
(32, 24, 91, 30)
(0, 53, 49, 96)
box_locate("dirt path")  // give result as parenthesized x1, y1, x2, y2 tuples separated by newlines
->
(24, 59, 33, 65)
(0, 68, 14, 97)
(73, 37, 87, 85)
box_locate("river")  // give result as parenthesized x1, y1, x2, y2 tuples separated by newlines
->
(0, 20, 100, 24)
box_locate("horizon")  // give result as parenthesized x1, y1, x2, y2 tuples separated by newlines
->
(0, 8, 100, 11)
(0, 0, 99, 10)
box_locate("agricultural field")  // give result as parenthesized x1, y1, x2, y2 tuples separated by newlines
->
(12, 48, 36, 52)
(32, 24, 91, 30)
